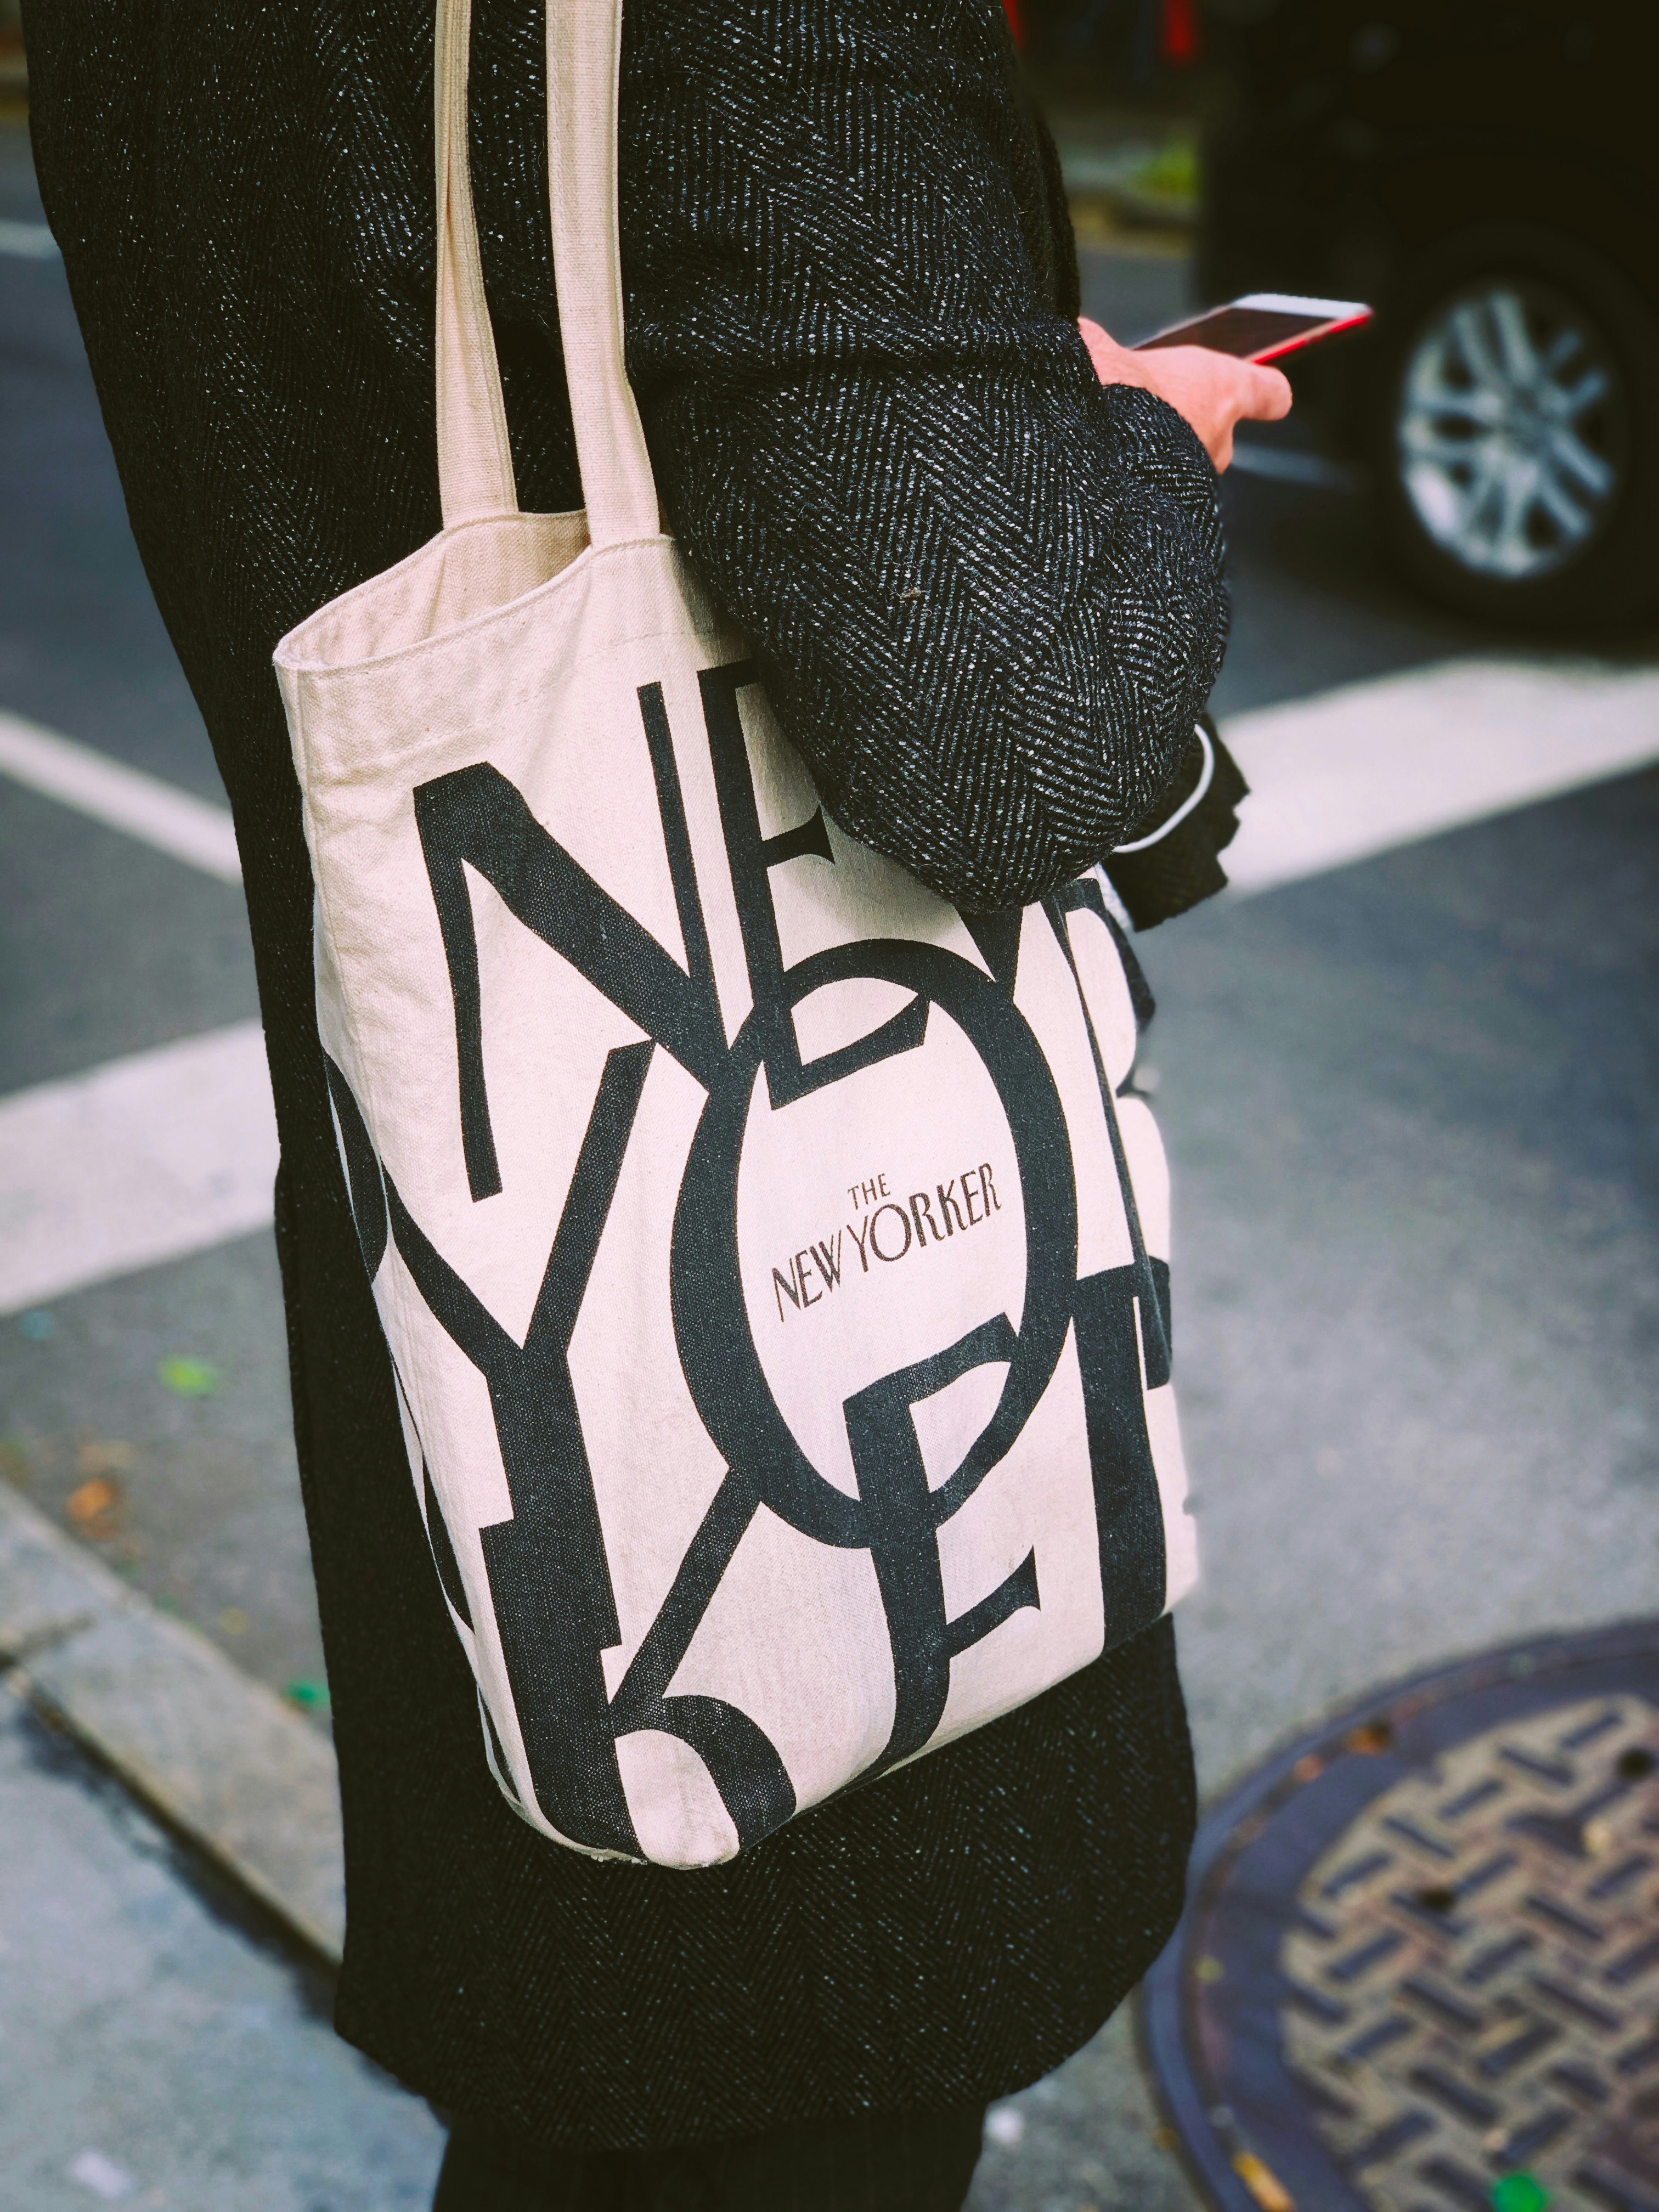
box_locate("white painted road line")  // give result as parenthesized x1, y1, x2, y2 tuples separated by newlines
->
(0, 1024, 278, 1317)
(0, 710, 242, 884)
(0, 219, 59, 262)
(1221, 657, 1659, 898)
(1, 656, 1655, 1313)
(1228, 439, 1362, 493)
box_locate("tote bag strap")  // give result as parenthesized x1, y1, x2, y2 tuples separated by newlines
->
(544, 0, 661, 545)
(433, 0, 661, 546)
(433, 0, 516, 524)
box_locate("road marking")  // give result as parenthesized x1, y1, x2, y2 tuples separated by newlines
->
(1229, 439, 1361, 493)
(0, 219, 59, 262)
(1221, 657, 1659, 897)
(0, 710, 242, 884)
(2, 654, 1655, 1312)
(0, 1024, 278, 1316)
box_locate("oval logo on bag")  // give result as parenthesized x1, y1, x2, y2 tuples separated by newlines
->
(735, 986, 1026, 1498)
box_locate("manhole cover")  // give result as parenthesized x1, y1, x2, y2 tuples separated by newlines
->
(1141, 1620, 1659, 2212)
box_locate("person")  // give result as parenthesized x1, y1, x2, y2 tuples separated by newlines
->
(25, 3, 1288, 2205)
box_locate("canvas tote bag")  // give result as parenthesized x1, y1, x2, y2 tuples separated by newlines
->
(274, 0, 1198, 1870)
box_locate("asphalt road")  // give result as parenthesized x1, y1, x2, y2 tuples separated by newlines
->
(3, 121, 1656, 2212)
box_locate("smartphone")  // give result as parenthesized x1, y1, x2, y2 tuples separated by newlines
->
(1133, 293, 1374, 363)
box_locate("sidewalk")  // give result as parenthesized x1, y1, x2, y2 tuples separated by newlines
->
(0, 1675, 441, 2212)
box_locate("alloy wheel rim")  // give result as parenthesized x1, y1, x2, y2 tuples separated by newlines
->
(1396, 278, 1627, 581)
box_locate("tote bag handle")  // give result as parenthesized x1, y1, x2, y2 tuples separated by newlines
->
(433, 0, 661, 547)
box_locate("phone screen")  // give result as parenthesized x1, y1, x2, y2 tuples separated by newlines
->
(1134, 294, 1373, 363)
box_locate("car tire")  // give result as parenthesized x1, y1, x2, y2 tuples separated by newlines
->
(1372, 225, 1659, 630)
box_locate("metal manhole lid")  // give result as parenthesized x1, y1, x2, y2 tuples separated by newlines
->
(1141, 1620, 1659, 2212)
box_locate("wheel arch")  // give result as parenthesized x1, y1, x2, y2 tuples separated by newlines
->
(1371, 142, 1659, 317)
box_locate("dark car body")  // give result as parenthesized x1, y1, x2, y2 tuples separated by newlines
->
(1198, 0, 1659, 623)
(1200, 2, 1655, 315)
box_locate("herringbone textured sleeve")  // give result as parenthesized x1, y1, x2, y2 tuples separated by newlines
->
(615, 1, 1229, 912)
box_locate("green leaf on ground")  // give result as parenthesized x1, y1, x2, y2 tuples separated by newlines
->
(1132, 138, 1198, 205)
(1492, 2176, 1549, 2212)
(156, 1355, 221, 1398)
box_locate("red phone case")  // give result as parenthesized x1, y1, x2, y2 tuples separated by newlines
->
(1135, 296, 1374, 363)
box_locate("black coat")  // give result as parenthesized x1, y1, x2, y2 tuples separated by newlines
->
(26, 0, 1207, 2149)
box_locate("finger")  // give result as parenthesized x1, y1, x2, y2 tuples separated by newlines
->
(1244, 363, 1294, 421)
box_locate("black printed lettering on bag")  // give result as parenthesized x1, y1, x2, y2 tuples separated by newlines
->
(772, 1167, 1005, 1319)
(868, 1203, 912, 1262)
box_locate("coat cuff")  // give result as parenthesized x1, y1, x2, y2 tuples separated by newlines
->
(1101, 714, 1248, 930)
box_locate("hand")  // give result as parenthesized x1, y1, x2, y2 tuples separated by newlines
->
(1078, 315, 1292, 472)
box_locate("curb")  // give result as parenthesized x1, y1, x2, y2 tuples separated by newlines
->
(0, 1481, 344, 1961)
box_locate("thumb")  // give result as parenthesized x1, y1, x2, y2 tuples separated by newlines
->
(1245, 362, 1294, 421)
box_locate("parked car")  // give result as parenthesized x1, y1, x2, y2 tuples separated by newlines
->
(1198, 0, 1659, 628)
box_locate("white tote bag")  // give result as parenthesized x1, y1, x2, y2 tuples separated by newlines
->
(275, 0, 1198, 1870)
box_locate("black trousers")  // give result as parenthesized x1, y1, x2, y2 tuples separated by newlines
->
(432, 2104, 987, 2212)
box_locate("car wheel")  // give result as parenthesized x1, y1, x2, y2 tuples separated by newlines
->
(1374, 228, 1659, 629)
